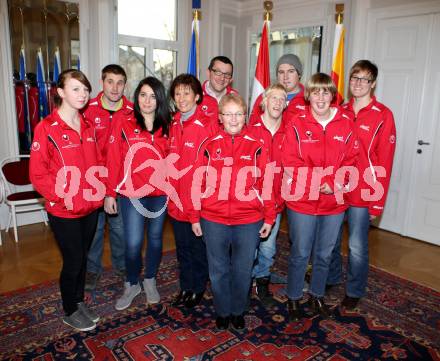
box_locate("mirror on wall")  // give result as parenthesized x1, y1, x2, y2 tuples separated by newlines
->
(8, 0, 79, 153)
(249, 25, 323, 98)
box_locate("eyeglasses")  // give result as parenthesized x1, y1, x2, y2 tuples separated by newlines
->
(211, 68, 233, 79)
(220, 112, 245, 120)
(350, 76, 372, 84)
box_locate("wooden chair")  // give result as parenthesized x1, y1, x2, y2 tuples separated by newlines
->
(0, 155, 47, 243)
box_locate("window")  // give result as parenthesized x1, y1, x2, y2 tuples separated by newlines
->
(249, 26, 323, 97)
(117, 0, 180, 100)
(118, 0, 176, 41)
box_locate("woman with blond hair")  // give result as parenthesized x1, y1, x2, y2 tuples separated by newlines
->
(189, 93, 275, 330)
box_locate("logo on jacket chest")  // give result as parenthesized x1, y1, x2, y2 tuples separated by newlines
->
(184, 142, 195, 148)
(333, 135, 345, 142)
(129, 128, 147, 141)
(94, 117, 106, 129)
(61, 133, 79, 149)
(359, 124, 370, 132)
(301, 130, 319, 143)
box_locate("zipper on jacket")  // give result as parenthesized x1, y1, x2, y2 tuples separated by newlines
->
(228, 136, 235, 223)
(316, 127, 326, 215)
(151, 132, 154, 145)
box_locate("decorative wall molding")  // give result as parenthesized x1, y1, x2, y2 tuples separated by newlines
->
(220, 23, 237, 64)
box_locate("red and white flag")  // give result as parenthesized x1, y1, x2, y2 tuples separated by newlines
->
(331, 23, 345, 104)
(250, 20, 270, 112)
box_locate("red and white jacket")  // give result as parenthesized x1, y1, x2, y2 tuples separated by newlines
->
(82, 92, 133, 159)
(187, 128, 276, 226)
(105, 111, 169, 199)
(282, 107, 359, 215)
(167, 105, 218, 222)
(30, 110, 103, 218)
(248, 84, 306, 125)
(200, 81, 239, 125)
(248, 118, 287, 214)
(343, 97, 396, 216)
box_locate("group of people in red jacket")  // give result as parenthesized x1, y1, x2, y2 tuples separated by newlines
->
(29, 54, 396, 332)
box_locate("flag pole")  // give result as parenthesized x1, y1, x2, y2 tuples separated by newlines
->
(42, 0, 50, 81)
(42, 0, 52, 114)
(187, 0, 201, 78)
(249, 1, 272, 113)
(19, 4, 32, 150)
(263, 0, 273, 22)
(65, 3, 72, 68)
(331, 3, 345, 105)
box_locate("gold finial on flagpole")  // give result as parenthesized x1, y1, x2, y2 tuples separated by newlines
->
(263, 1, 273, 21)
(193, 9, 201, 21)
(335, 4, 344, 24)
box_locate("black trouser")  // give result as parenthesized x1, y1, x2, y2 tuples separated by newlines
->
(48, 211, 98, 315)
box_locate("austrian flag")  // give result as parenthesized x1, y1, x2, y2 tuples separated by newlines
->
(250, 20, 270, 112)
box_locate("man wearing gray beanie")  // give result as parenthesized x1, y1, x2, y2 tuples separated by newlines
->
(249, 53, 306, 124)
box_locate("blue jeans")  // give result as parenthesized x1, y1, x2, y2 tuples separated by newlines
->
(253, 213, 281, 278)
(120, 196, 167, 285)
(286, 209, 345, 300)
(201, 218, 262, 317)
(171, 218, 208, 294)
(328, 206, 370, 298)
(87, 201, 125, 274)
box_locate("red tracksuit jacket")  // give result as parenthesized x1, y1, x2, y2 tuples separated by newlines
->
(29, 110, 103, 218)
(248, 119, 287, 214)
(248, 84, 306, 125)
(343, 97, 396, 216)
(167, 105, 218, 222)
(82, 92, 133, 159)
(282, 107, 359, 215)
(200, 81, 239, 124)
(186, 128, 276, 225)
(105, 111, 169, 199)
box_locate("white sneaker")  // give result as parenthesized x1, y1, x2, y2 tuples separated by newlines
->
(115, 282, 141, 310)
(143, 278, 160, 304)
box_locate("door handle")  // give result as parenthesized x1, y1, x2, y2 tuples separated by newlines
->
(418, 140, 430, 145)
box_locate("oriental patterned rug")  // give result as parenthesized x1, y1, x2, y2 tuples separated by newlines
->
(1, 231, 439, 360)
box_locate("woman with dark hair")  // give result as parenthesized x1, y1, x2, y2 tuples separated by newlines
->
(104, 77, 171, 310)
(327, 60, 396, 310)
(282, 73, 358, 321)
(30, 69, 102, 331)
(168, 73, 218, 308)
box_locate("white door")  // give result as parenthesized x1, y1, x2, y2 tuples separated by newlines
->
(405, 14, 440, 245)
(366, 8, 440, 245)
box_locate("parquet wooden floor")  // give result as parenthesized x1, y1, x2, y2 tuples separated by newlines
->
(1, 214, 439, 293)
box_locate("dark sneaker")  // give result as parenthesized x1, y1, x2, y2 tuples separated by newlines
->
(256, 277, 276, 307)
(308, 296, 334, 319)
(77, 302, 100, 323)
(84, 272, 100, 291)
(230, 314, 245, 330)
(287, 299, 303, 322)
(62, 309, 96, 331)
(215, 316, 230, 330)
(185, 291, 205, 308)
(341, 296, 360, 310)
(172, 290, 192, 306)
